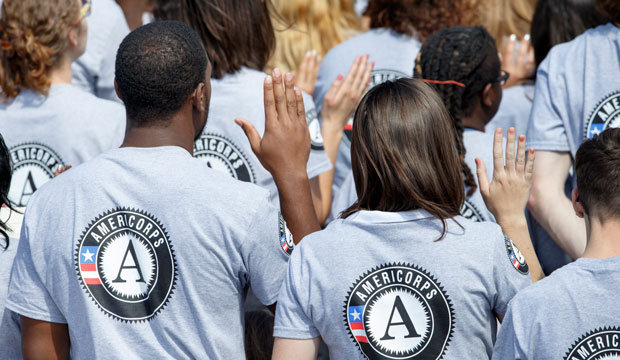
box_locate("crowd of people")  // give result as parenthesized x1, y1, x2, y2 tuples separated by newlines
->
(0, 0, 618, 359)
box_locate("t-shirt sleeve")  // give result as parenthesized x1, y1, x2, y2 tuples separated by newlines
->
(491, 229, 532, 316)
(5, 211, 66, 324)
(526, 54, 571, 152)
(273, 243, 320, 339)
(302, 91, 333, 179)
(491, 302, 528, 360)
(239, 195, 294, 306)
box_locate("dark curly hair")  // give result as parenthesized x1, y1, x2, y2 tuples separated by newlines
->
(115, 20, 208, 125)
(596, 0, 620, 23)
(363, 0, 479, 41)
(414, 26, 499, 197)
(0, 134, 16, 250)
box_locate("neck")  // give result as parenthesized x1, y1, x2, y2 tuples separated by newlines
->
(48, 55, 73, 85)
(121, 109, 197, 155)
(460, 113, 486, 132)
(581, 216, 620, 259)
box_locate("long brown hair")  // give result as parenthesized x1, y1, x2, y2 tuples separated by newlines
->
(153, 0, 276, 79)
(342, 79, 465, 238)
(0, 0, 80, 100)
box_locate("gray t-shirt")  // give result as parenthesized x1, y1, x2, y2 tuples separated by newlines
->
(195, 67, 331, 204)
(527, 23, 620, 156)
(274, 209, 531, 359)
(6, 146, 293, 359)
(328, 129, 496, 223)
(0, 84, 125, 207)
(313, 28, 421, 195)
(492, 257, 620, 360)
(0, 206, 24, 360)
(71, 0, 130, 102)
(487, 83, 534, 136)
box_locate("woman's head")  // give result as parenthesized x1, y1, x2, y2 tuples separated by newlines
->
(269, 0, 359, 73)
(482, 0, 537, 50)
(343, 79, 464, 235)
(596, 0, 620, 25)
(0, 0, 88, 100)
(531, 0, 607, 69)
(0, 134, 14, 249)
(153, 0, 275, 79)
(363, 0, 478, 41)
(414, 26, 501, 196)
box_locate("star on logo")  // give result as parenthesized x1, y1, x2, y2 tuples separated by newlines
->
(592, 126, 602, 136)
(351, 309, 361, 321)
(82, 249, 94, 262)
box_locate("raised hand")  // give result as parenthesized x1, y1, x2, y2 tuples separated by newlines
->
(295, 50, 321, 95)
(54, 165, 72, 177)
(501, 34, 535, 89)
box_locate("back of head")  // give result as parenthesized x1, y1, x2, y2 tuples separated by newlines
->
(115, 20, 207, 126)
(414, 26, 499, 196)
(596, 0, 620, 25)
(0, 134, 13, 249)
(482, 0, 537, 50)
(576, 128, 620, 222)
(0, 0, 80, 100)
(343, 78, 464, 235)
(363, 0, 478, 41)
(531, 0, 607, 69)
(153, 0, 274, 79)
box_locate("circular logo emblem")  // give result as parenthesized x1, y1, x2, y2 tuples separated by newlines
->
(564, 327, 620, 360)
(342, 69, 409, 146)
(279, 213, 294, 256)
(345, 263, 454, 360)
(75, 208, 177, 322)
(586, 91, 620, 139)
(194, 134, 255, 183)
(504, 236, 528, 275)
(8, 143, 64, 206)
(460, 200, 485, 222)
(306, 109, 325, 151)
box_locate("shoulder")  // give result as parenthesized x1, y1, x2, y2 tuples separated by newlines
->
(508, 263, 576, 310)
(542, 24, 614, 68)
(55, 85, 124, 112)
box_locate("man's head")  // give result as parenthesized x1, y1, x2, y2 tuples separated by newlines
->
(115, 20, 210, 134)
(573, 128, 620, 224)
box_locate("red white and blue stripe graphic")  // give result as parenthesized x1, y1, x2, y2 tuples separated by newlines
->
(348, 305, 368, 343)
(280, 234, 290, 253)
(79, 246, 101, 285)
(509, 252, 521, 270)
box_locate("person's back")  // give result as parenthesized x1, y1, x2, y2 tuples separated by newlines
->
(493, 128, 620, 359)
(0, 0, 125, 207)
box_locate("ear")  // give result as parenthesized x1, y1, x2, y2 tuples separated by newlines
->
(571, 188, 585, 218)
(481, 83, 495, 108)
(68, 27, 79, 48)
(192, 82, 207, 113)
(114, 79, 123, 101)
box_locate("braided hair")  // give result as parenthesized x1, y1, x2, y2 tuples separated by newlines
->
(414, 26, 500, 196)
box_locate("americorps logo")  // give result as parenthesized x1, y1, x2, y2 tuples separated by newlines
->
(194, 133, 255, 183)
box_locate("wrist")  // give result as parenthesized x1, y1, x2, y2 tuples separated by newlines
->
(495, 214, 528, 232)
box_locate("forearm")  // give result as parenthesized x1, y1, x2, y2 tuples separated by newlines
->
(272, 337, 321, 360)
(21, 317, 70, 360)
(528, 189, 586, 259)
(275, 171, 321, 244)
(496, 215, 544, 282)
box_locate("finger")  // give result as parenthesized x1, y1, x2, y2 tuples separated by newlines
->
(271, 68, 288, 123)
(502, 34, 516, 67)
(361, 60, 374, 91)
(351, 54, 370, 92)
(263, 75, 278, 129)
(325, 74, 344, 103)
(525, 148, 535, 183)
(516, 37, 529, 69)
(284, 72, 298, 120)
(475, 158, 490, 197)
(505, 127, 516, 172)
(340, 55, 362, 97)
(54, 166, 62, 177)
(493, 128, 504, 174)
(235, 118, 262, 156)
(312, 54, 321, 82)
(295, 88, 306, 123)
(516, 134, 526, 174)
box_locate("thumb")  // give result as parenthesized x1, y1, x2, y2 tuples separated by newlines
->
(475, 158, 490, 198)
(235, 118, 262, 156)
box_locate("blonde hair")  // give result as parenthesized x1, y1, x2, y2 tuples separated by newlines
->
(0, 0, 80, 100)
(269, 0, 360, 73)
(483, 0, 537, 49)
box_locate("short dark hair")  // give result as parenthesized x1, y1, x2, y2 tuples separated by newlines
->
(363, 0, 477, 41)
(576, 128, 620, 221)
(414, 26, 499, 197)
(153, 0, 275, 79)
(530, 0, 607, 70)
(596, 0, 620, 23)
(0, 134, 16, 249)
(115, 20, 208, 125)
(343, 79, 464, 238)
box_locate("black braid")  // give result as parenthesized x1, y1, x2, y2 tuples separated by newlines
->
(414, 26, 499, 196)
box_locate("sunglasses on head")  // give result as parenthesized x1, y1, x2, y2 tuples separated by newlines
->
(77, 0, 92, 21)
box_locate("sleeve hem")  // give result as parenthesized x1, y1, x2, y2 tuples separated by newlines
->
(307, 159, 333, 179)
(5, 300, 67, 324)
(273, 326, 320, 339)
(525, 141, 570, 153)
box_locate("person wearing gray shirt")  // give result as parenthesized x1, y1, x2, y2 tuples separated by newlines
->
(493, 128, 620, 360)
(6, 21, 320, 359)
(273, 79, 542, 359)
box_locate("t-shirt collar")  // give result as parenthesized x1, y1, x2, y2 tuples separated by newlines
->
(346, 208, 435, 224)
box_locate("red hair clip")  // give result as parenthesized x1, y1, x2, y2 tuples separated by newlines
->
(420, 79, 466, 88)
